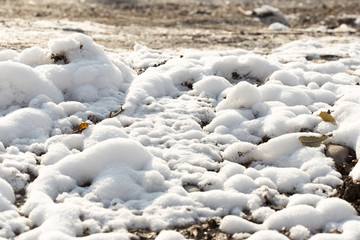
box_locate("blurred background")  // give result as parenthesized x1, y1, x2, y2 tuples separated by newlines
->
(1, 0, 359, 51)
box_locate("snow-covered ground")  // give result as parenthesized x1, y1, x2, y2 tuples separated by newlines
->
(1, 28, 360, 239)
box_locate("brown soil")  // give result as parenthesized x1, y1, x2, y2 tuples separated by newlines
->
(129, 219, 232, 240)
(337, 177, 360, 214)
(1, 0, 359, 52)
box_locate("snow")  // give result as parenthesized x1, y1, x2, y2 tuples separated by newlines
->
(216, 81, 261, 110)
(224, 174, 257, 193)
(260, 167, 310, 193)
(263, 204, 323, 231)
(316, 198, 357, 223)
(0, 32, 360, 239)
(223, 141, 257, 164)
(269, 22, 289, 31)
(247, 230, 289, 240)
(191, 76, 232, 98)
(220, 215, 260, 234)
(289, 225, 311, 240)
(253, 5, 282, 17)
(156, 230, 186, 240)
(0, 62, 63, 109)
(0, 178, 15, 205)
(287, 194, 323, 207)
(0, 108, 52, 146)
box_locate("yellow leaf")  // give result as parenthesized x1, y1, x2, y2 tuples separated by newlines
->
(298, 135, 327, 147)
(79, 123, 89, 131)
(319, 111, 336, 123)
(71, 122, 90, 134)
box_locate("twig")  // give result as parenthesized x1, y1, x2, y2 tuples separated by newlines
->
(109, 107, 124, 118)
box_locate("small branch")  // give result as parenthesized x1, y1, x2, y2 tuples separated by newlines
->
(109, 107, 124, 118)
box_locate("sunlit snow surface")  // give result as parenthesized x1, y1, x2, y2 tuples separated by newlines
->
(0, 33, 360, 239)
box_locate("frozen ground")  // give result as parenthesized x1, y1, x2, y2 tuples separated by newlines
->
(1, 0, 360, 240)
(1, 0, 360, 52)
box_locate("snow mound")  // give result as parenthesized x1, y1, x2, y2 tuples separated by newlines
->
(269, 22, 289, 31)
(54, 138, 153, 183)
(191, 75, 231, 98)
(1, 33, 135, 106)
(156, 230, 186, 240)
(0, 62, 63, 109)
(223, 141, 257, 164)
(0, 108, 51, 146)
(264, 205, 323, 231)
(216, 81, 261, 110)
(289, 225, 310, 240)
(21, 138, 169, 238)
(0, 178, 15, 205)
(220, 215, 260, 234)
(40, 34, 135, 102)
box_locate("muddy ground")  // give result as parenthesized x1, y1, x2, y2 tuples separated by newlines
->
(1, 0, 360, 53)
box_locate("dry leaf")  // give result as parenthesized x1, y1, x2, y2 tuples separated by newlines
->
(319, 111, 336, 123)
(298, 135, 328, 147)
(79, 123, 89, 131)
(72, 122, 89, 134)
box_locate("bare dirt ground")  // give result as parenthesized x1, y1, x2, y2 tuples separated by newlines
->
(1, 0, 359, 53)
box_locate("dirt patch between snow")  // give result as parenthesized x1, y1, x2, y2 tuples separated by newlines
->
(337, 177, 360, 214)
(1, 0, 359, 52)
(129, 219, 231, 240)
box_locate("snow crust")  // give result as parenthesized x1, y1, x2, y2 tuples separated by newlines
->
(0, 33, 360, 239)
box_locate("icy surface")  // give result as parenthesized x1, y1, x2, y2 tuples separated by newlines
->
(0, 33, 359, 239)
